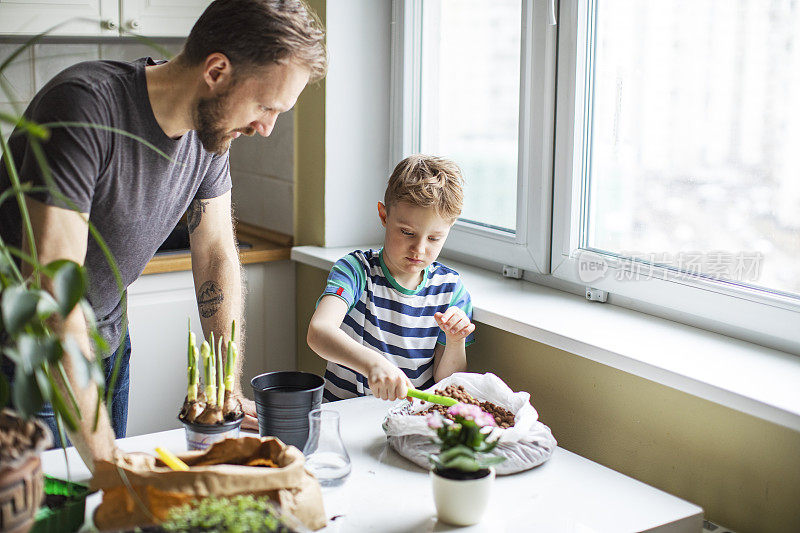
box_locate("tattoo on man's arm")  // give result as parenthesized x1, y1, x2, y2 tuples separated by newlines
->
(187, 199, 209, 234)
(198, 281, 224, 318)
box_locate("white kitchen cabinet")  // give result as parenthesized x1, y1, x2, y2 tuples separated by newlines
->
(125, 260, 296, 437)
(119, 0, 211, 37)
(0, 0, 210, 37)
(0, 0, 119, 36)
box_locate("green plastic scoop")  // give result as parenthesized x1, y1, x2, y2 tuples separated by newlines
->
(406, 387, 457, 407)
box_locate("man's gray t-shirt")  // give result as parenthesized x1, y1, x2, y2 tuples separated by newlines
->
(0, 58, 231, 351)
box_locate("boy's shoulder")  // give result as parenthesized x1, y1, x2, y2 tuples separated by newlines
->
(339, 248, 381, 266)
(333, 249, 382, 276)
(427, 260, 462, 279)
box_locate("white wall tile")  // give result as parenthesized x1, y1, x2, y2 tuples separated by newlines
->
(229, 110, 294, 182)
(0, 44, 34, 104)
(232, 170, 293, 235)
(261, 174, 294, 235)
(99, 41, 182, 63)
(33, 44, 100, 92)
(231, 171, 265, 227)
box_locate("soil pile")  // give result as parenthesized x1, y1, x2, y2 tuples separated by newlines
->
(414, 385, 516, 428)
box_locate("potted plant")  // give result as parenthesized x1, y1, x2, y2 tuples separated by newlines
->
(0, 106, 112, 532)
(0, 29, 161, 531)
(157, 494, 306, 532)
(426, 403, 505, 526)
(178, 320, 244, 450)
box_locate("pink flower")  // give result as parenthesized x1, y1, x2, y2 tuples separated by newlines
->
(426, 413, 444, 429)
(447, 403, 496, 427)
(476, 411, 497, 427)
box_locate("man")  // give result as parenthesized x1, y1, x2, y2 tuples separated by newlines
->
(0, 0, 326, 472)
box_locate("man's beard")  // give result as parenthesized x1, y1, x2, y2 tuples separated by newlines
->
(194, 89, 256, 156)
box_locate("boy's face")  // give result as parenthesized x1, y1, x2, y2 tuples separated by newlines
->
(378, 201, 454, 284)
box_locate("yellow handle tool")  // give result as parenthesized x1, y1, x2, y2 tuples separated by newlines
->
(155, 446, 190, 471)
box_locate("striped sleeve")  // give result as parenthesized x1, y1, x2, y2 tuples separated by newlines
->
(318, 252, 367, 311)
(437, 277, 476, 347)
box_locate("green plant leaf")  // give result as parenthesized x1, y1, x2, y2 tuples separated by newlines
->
(79, 299, 97, 328)
(55, 361, 82, 422)
(61, 335, 104, 387)
(48, 259, 87, 317)
(34, 289, 59, 319)
(17, 334, 62, 368)
(0, 247, 16, 278)
(441, 455, 482, 472)
(49, 388, 77, 432)
(12, 366, 44, 418)
(2, 347, 20, 365)
(1, 285, 39, 335)
(34, 367, 51, 401)
(438, 444, 475, 463)
(0, 111, 48, 139)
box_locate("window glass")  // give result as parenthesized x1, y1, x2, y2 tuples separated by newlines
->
(420, 0, 522, 232)
(585, 0, 800, 297)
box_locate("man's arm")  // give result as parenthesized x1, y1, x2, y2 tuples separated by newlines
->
(187, 191, 256, 426)
(307, 295, 412, 401)
(23, 197, 117, 471)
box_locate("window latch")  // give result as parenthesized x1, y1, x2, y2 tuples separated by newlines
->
(585, 287, 608, 303)
(502, 265, 523, 279)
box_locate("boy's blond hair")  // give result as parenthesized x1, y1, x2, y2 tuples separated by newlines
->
(384, 154, 464, 222)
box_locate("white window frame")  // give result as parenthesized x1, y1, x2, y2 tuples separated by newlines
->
(550, 0, 800, 353)
(390, 0, 557, 273)
(392, 0, 800, 354)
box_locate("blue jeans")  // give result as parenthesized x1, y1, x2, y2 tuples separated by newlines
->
(2, 332, 131, 448)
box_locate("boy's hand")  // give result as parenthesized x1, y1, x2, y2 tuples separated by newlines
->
(435, 306, 475, 341)
(367, 357, 412, 401)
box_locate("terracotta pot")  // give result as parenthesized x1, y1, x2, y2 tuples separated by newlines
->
(430, 467, 495, 526)
(0, 411, 51, 533)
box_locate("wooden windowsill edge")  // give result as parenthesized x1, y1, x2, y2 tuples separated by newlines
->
(142, 222, 293, 275)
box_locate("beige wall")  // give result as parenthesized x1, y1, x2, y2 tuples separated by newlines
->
(294, 264, 800, 533)
(293, 0, 326, 248)
(467, 324, 800, 533)
(296, 265, 328, 376)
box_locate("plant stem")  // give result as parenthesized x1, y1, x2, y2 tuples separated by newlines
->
(216, 334, 225, 406)
(201, 340, 215, 407)
(0, 129, 38, 285)
(224, 320, 236, 393)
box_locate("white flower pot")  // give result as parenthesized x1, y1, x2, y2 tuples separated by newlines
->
(430, 467, 495, 526)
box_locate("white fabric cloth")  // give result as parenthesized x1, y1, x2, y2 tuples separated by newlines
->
(382, 372, 557, 475)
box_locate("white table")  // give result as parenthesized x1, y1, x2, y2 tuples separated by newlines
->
(42, 396, 703, 532)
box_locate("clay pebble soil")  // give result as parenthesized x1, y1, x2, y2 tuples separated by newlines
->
(414, 385, 516, 428)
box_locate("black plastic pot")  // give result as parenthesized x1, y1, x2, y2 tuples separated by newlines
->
(250, 371, 324, 449)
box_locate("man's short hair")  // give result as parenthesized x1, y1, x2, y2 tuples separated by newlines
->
(181, 0, 327, 81)
(384, 154, 465, 222)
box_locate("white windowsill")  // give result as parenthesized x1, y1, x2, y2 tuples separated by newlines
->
(292, 245, 800, 432)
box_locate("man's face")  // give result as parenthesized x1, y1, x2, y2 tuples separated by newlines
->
(195, 60, 310, 155)
(379, 201, 454, 285)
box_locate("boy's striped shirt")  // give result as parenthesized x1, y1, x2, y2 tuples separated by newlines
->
(318, 249, 475, 401)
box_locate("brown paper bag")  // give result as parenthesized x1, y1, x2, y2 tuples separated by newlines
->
(91, 436, 326, 531)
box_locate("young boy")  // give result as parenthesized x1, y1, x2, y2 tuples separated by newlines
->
(307, 154, 476, 402)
